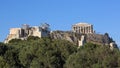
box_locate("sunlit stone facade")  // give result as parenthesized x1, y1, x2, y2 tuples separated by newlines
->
(4, 24, 50, 43)
(72, 23, 94, 34)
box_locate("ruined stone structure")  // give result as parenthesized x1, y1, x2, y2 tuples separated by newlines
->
(4, 23, 50, 43)
(78, 35, 86, 46)
(50, 22, 117, 48)
(4, 22, 118, 49)
(110, 42, 117, 50)
(72, 23, 94, 34)
(72, 23, 94, 46)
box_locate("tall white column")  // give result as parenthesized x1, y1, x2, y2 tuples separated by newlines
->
(90, 26, 92, 33)
(80, 27, 82, 33)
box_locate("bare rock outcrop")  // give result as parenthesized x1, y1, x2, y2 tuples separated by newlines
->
(50, 30, 117, 48)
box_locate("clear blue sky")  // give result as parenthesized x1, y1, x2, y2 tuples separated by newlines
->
(0, 0, 120, 46)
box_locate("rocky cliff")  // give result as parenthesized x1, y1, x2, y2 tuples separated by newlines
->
(50, 30, 117, 48)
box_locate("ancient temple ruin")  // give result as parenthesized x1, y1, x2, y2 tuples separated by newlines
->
(4, 22, 117, 49)
(72, 23, 94, 34)
(4, 23, 50, 43)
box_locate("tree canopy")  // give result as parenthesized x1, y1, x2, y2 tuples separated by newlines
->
(0, 37, 120, 68)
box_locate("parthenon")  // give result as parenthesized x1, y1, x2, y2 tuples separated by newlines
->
(72, 23, 94, 34)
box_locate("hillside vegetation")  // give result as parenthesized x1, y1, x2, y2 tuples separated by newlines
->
(0, 36, 120, 68)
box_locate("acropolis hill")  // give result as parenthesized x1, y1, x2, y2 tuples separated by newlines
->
(4, 23, 117, 49)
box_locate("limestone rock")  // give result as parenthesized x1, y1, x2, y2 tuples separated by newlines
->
(50, 30, 118, 48)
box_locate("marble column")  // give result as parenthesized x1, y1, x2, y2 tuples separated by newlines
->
(90, 26, 92, 33)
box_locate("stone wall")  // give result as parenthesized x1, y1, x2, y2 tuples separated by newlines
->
(4, 25, 50, 43)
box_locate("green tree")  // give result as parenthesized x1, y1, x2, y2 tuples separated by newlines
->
(0, 56, 10, 68)
(65, 43, 120, 68)
(1, 37, 120, 68)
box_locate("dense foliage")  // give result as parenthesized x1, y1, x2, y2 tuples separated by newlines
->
(65, 43, 120, 68)
(0, 37, 120, 68)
